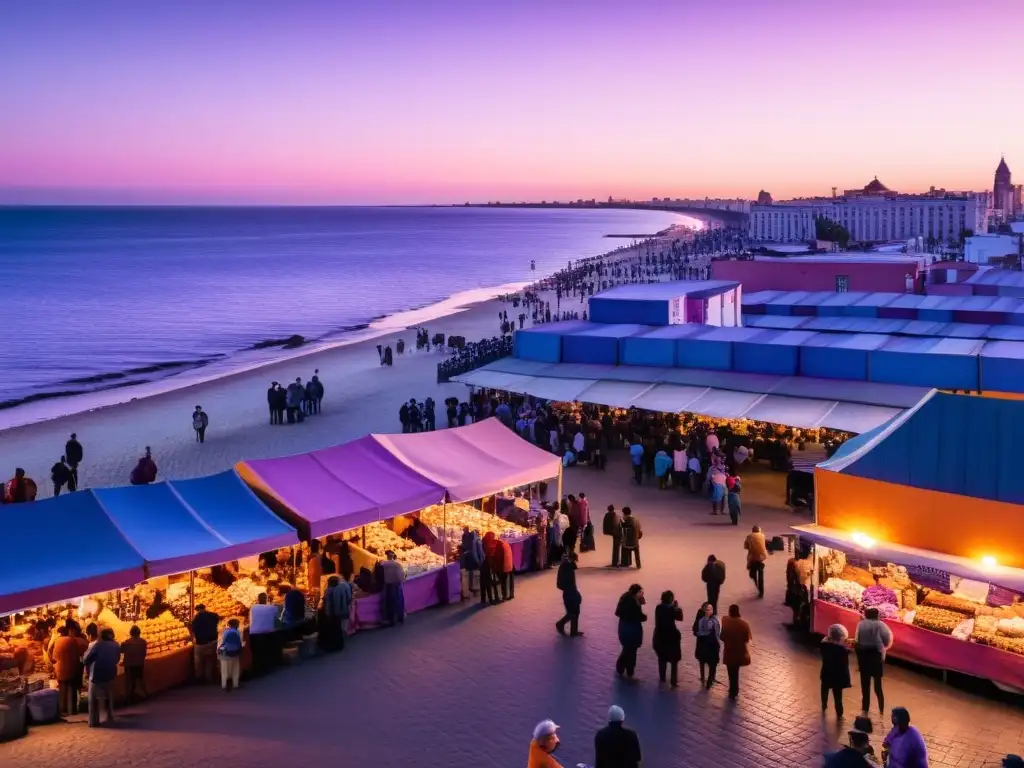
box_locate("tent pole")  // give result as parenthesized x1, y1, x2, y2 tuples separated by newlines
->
(442, 499, 448, 565)
(188, 570, 195, 620)
(556, 465, 563, 506)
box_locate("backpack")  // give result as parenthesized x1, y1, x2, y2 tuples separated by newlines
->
(219, 628, 242, 657)
(602, 511, 620, 537)
(621, 517, 638, 549)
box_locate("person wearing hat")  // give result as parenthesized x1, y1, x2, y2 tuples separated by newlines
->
(528, 719, 563, 768)
(594, 705, 642, 768)
(882, 707, 928, 768)
(824, 720, 880, 768)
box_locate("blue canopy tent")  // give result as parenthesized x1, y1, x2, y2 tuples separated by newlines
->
(0, 492, 146, 615)
(92, 470, 299, 579)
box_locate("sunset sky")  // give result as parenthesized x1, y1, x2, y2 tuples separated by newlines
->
(2, 0, 1022, 205)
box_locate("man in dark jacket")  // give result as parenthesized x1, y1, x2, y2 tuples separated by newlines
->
(267, 382, 279, 424)
(190, 604, 221, 683)
(51, 456, 74, 496)
(823, 723, 877, 768)
(603, 505, 622, 568)
(65, 433, 83, 487)
(595, 705, 642, 768)
(311, 370, 324, 414)
(555, 551, 583, 637)
(701, 554, 726, 614)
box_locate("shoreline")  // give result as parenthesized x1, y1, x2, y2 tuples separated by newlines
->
(0, 280, 530, 433)
(0, 216, 698, 433)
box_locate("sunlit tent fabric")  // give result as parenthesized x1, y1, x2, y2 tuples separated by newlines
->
(238, 436, 446, 539)
(91, 470, 299, 579)
(373, 418, 561, 503)
(0, 492, 145, 615)
(816, 392, 1024, 569)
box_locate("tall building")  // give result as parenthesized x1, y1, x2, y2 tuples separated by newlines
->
(992, 157, 1021, 221)
(749, 178, 988, 244)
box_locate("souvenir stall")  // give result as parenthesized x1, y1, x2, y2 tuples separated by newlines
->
(796, 392, 1024, 690)
(237, 419, 560, 628)
(0, 470, 299, 715)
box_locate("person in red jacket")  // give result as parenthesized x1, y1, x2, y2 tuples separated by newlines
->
(483, 532, 515, 602)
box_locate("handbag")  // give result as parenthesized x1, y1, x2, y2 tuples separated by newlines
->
(580, 522, 596, 552)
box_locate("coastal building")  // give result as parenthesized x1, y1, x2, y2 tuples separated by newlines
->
(711, 253, 924, 294)
(749, 178, 988, 244)
(992, 157, 1022, 222)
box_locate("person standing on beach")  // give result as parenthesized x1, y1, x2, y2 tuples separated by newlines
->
(51, 456, 74, 497)
(130, 448, 158, 485)
(192, 405, 209, 443)
(65, 433, 83, 487)
(311, 369, 324, 414)
(267, 382, 279, 424)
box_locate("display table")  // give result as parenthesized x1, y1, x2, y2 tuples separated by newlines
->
(110, 644, 192, 702)
(813, 600, 1024, 690)
(352, 563, 459, 630)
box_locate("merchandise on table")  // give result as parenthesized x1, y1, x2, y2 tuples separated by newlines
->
(418, 502, 532, 541)
(360, 522, 445, 576)
(811, 545, 1024, 657)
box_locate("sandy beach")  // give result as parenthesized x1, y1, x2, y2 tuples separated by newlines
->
(0, 228, 701, 495)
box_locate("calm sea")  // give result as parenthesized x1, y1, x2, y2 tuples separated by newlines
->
(0, 206, 684, 413)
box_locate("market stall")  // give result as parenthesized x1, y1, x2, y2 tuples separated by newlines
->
(797, 392, 1024, 690)
(0, 470, 300, 707)
(237, 419, 559, 624)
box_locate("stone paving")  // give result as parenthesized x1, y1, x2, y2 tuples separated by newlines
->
(5, 458, 1022, 768)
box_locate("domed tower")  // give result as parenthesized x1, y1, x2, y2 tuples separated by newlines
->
(994, 156, 1013, 212)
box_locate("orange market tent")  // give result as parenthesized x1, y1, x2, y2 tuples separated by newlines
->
(812, 391, 1024, 570)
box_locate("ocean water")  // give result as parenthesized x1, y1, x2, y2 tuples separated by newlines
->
(0, 205, 684, 414)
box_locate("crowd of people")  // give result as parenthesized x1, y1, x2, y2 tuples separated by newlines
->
(266, 370, 325, 425)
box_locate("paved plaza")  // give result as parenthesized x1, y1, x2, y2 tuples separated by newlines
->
(6, 459, 1022, 768)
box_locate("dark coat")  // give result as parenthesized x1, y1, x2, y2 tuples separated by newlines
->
(652, 602, 683, 663)
(820, 641, 852, 689)
(557, 559, 581, 613)
(615, 592, 646, 649)
(594, 722, 642, 768)
(701, 560, 726, 586)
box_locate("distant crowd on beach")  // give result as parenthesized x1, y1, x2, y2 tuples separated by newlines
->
(267, 370, 325, 426)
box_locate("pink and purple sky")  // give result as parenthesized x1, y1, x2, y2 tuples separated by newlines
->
(1, 0, 1022, 205)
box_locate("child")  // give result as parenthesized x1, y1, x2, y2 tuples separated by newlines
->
(217, 619, 243, 692)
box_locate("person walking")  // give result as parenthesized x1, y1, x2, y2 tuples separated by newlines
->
(603, 504, 622, 567)
(614, 584, 647, 679)
(594, 705, 642, 768)
(820, 624, 852, 717)
(629, 438, 644, 484)
(693, 601, 721, 689)
(855, 607, 893, 714)
(555, 551, 583, 637)
(217, 618, 244, 692)
(743, 525, 768, 597)
(882, 707, 929, 768)
(653, 590, 683, 687)
(726, 474, 742, 525)
(65, 432, 83, 488)
(721, 604, 752, 700)
(83, 627, 120, 727)
(700, 554, 726, 615)
(619, 507, 642, 570)
(192, 405, 209, 443)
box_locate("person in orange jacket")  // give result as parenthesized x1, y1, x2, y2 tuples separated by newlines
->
(483, 532, 515, 602)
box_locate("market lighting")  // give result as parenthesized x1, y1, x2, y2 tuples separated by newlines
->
(851, 531, 876, 549)
(981, 555, 998, 570)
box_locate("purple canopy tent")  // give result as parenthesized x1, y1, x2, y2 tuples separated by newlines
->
(236, 436, 446, 540)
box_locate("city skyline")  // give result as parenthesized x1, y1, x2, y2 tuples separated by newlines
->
(2, 0, 1023, 205)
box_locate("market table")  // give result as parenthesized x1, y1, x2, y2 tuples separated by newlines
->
(813, 600, 1024, 690)
(352, 563, 460, 630)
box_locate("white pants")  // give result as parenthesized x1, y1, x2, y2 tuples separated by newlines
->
(219, 656, 240, 689)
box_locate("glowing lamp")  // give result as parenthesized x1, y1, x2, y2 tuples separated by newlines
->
(981, 555, 998, 570)
(851, 532, 876, 549)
